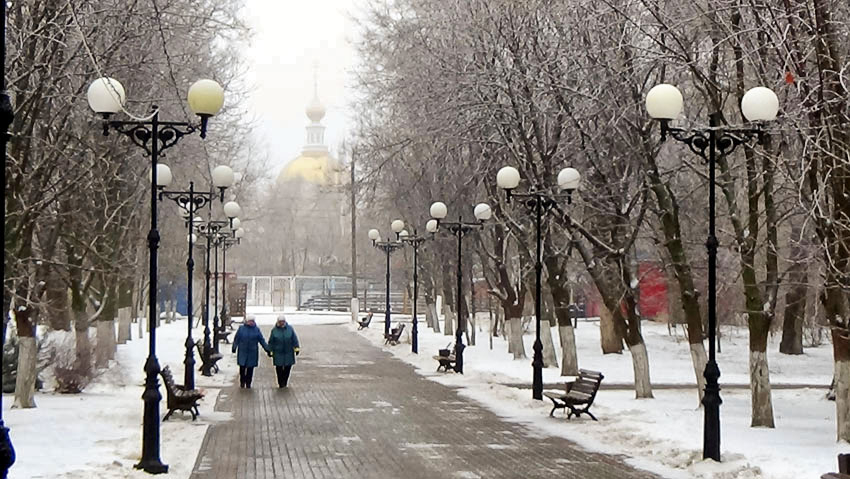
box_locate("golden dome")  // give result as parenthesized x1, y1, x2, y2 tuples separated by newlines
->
(277, 152, 340, 186)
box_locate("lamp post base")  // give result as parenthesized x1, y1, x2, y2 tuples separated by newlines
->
(412, 318, 418, 354)
(137, 356, 168, 474)
(453, 342, 465, 374)
(183, 336, 195, 390)
(702, 360, 722, 461)
(134, 459, 168, 474)
(532, 339, 544, 400)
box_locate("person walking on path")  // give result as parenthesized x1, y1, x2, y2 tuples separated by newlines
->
(267, 315, 300, 388)
(232, 316, 269, 388)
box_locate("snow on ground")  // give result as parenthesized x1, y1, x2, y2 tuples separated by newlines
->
(3, 316, 237, 479)
(1, 307, 842, 479)
(353, 312, 844, 479)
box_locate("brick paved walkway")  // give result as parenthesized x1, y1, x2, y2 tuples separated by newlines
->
(190, 324, 663, 479)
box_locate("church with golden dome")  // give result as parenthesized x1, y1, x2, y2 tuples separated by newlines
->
(267, 80, 349, 276)
(276, 83, 343, 187)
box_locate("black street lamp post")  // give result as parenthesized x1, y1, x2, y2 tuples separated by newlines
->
(496, 166, 581, 400)
(214, 201, 240, 351)
(212, 235, 220, 354)
(86, 76, 224, 474)
(195, 220, 231, 376)
(398, 228, 429, 354)
(158, 172, 232, 389)
(427, 202, 491, 374)
(368, 228, 404, 337)
(0, 1, 16, 475)
(219, 231, 243, 336)
(645, 83, 779, 461)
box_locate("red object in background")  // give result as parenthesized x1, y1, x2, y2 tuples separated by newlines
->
(584, 262, 669, 321)
(638, 263, 668, 321)
(785, 71, 795, 84)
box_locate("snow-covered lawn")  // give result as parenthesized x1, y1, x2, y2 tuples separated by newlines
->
(2, 307, 842, 479)
(0, 308, 357, 479)
(2, 317, 236, 479)
(353, 313, 844, 479)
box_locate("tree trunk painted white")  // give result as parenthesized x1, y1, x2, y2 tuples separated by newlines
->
(13, 337, 37, 409)
(425, 301, 436, 331)
(630, 342, 653, 399)
(690, 342, 708, 404)
(117, 307, 131, 344)
(836, 358, 850, 442)
(350, 298, 359, 323)
(95, 321, 113, 369)
(509, 316, 526, 360)
(444, 305, 454, 336)
(541, 321, 558, 368)
(559, 324, 579, 376)
(749, 350, 775, 428)
(428, 302, 440, 333)
(138, 308, 144, 338)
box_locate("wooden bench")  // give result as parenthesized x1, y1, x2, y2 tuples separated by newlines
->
(543, 369, 604, 420)
(195, 340, 223, 373)
(384, 323, 405, 345)
(160, 366, 204, 421)
(357, 313, 373, 330)
(432, 344, 456, 372)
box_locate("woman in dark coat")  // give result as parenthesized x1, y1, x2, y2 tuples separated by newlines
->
(267, 315, 300, 388)
(232, 316, 269, 388)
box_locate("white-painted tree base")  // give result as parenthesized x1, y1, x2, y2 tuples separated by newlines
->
(559, 325, 579, 376)
(350, 298, 359, 323)
(749, 349, 776, 428)
(117, 307, 132, 344)
(630, 342, 653, 398)
(510, 317, 526, 360)
(541, 321, 558, 368)
(95, 321, 113, 369)
(690, 342, 708, 404)
(444, 308, 455, 336)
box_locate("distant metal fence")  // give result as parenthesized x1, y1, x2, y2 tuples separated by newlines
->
(237, 275, 428, 312)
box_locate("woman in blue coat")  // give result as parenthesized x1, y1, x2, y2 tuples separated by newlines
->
(267, 315, 300, 388)
(232, 316, 269, 388)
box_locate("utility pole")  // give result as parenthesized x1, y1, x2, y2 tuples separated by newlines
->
(350, 148, 359, 320)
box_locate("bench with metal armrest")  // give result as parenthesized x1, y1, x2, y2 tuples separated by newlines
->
(543, 369, 604, 420)
(160, 366, 204, 421)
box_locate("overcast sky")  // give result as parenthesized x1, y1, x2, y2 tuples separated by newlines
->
(241, 0, 358, 177)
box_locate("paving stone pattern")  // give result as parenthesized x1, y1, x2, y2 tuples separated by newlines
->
(190, 324, 662, 479)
